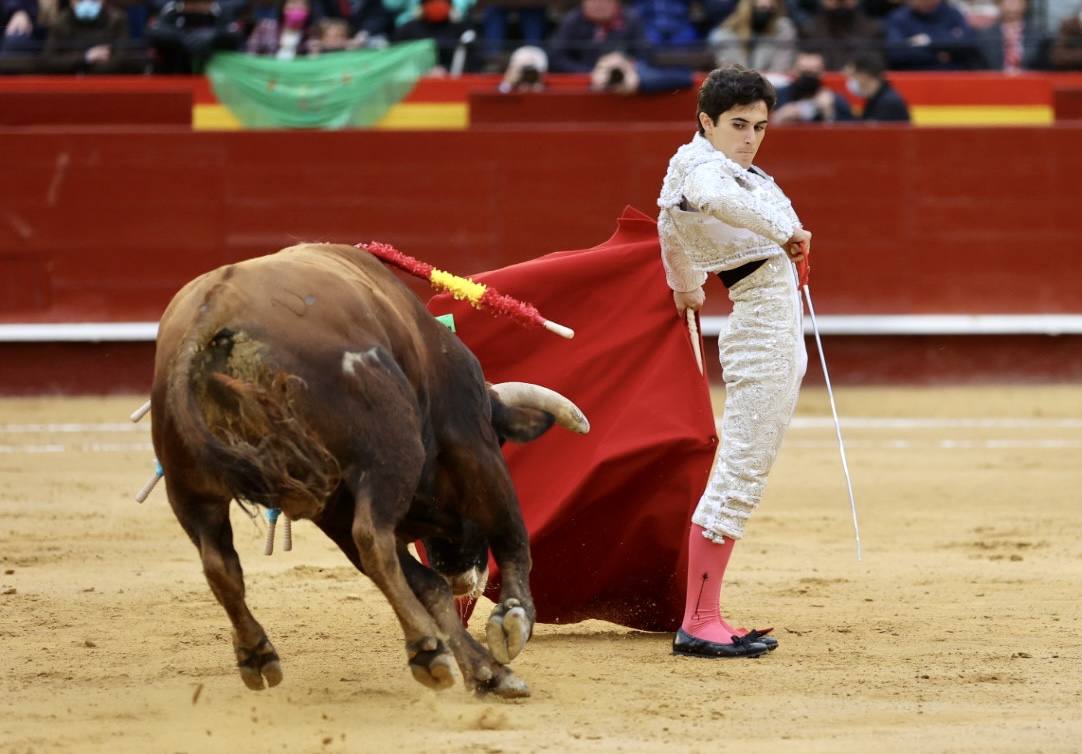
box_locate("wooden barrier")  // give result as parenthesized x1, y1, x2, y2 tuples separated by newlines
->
(1, 125, 1079, 322)
(1, 123, 1080, 391)
(0, 90, 192, 127)
(470, 90, 698, 125)
(1053, 87, 1082, 121)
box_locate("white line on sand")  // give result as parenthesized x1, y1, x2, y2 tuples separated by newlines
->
(786, 439, 1082, 450)
(0, 442, 154, 454)
(0, 422, 147, 434)
(789, 417, 1082, 430)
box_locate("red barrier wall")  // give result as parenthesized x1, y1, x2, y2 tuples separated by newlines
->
(1053, 87, 1082, 121)
(1, 125, 1079, 325)
(470, 90, 699, 124)
(0, 91, 192, 127)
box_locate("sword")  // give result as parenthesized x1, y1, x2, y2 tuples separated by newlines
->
(796, 253, 862, 560)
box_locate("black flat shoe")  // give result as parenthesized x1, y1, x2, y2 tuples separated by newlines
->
(672, 629, 769, 659)
(741, 629, 778, 652)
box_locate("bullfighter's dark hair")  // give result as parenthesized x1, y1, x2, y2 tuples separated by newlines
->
(696, 65, 777, 135)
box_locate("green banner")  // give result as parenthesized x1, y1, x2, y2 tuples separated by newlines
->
(206, 41, 436, 129)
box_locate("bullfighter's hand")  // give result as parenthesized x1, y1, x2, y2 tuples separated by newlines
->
(673, 287, 704, 316)
(785, 228, 811, 262)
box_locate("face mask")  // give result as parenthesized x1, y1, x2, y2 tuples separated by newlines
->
(846, 77, 862, 97)
(73, 0, 103, 20)
(421, 0, 451, 22)
(283, 7, 308, 28)
(750, 8, 774, 32)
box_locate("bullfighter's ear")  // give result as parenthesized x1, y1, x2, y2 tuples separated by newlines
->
(489, 395, 556, 444)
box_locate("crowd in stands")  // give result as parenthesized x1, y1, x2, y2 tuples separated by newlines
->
(2, 0, 1082, 82)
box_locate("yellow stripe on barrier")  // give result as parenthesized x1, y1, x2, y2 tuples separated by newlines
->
(194, 102, 1053, 131)
(910, 105, 1053, 126)
(193, 104, 242, 130)
(375, 103, 469, 130)
(194, 103, 468, 131)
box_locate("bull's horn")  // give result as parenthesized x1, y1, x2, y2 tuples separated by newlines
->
(491, 382, 590, 434)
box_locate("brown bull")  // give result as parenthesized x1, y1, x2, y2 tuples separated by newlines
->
(150, 243, 588, 698)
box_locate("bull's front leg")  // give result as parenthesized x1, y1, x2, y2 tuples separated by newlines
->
(486, 531, 535, 665)
(398, 550, 530, 698)
(473, 458, 537, 666)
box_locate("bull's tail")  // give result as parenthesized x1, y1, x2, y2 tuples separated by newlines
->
(166, 327, 341, 517)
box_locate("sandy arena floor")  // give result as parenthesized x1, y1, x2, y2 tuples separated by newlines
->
(1, 387, 1081, 754)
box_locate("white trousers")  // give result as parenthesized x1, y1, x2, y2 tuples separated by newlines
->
(692, 256, 807, 541)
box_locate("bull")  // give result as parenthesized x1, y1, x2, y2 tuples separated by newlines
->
(150, 243, 588, 698)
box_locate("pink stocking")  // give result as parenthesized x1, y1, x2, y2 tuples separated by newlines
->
(680, 524, 743, 644)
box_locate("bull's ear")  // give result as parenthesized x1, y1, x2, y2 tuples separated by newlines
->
(490, 392, 556, 444)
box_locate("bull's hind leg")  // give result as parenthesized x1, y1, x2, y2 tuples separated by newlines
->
(349, 475, 455, 690)
(398, 551, 529, 699)
(167, 484, 282, 690)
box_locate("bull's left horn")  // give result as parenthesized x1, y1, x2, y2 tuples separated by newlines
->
(491, 382, 590, 434)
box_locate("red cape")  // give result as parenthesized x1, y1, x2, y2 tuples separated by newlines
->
(427, 206, 717, 632)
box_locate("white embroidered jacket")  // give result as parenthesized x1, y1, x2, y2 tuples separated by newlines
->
(657, 133, 800, 293)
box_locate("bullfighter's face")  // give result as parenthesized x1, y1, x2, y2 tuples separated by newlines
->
(699, 100, 769, 170)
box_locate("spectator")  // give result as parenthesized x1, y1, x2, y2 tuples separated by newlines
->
(772, 48, 854, 121)
(308, 16, 357, 52)
(393, 0, 480, 72)
(631, 0, 699, 47)
(1050, 4, 1082, 69)
(799, 0, 882, 71)
(1, 0, 58, 60)
(480, 0, 548, 60)
(709, 0, 797, 73)
(499, 43, 547, 91)
(275, 0, 313, 59)
(958, 0, 999, 30)
(547, 0, 649, 74)
(844, 49, 910, 120)
(2, 0, 40, 56)
(308, 0, 391, 45)
(245, 12, 279, 54)
(885, 0, 981, 70)
(976, 0, 1041, 71)
(591, 49, 641, 91)
(147, 0, 244, 73)
(382, 0, 472, 29)
(41, 0, 143, 72)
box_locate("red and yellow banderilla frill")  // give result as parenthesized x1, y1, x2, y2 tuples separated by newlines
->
(357, 241, 574, 339)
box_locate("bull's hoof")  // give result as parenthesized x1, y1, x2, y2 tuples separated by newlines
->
(407, 637, 455, 691)
(235, 637, 283, 690)
(476, 666, 530, 699)
(486, 599, 531, 665)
